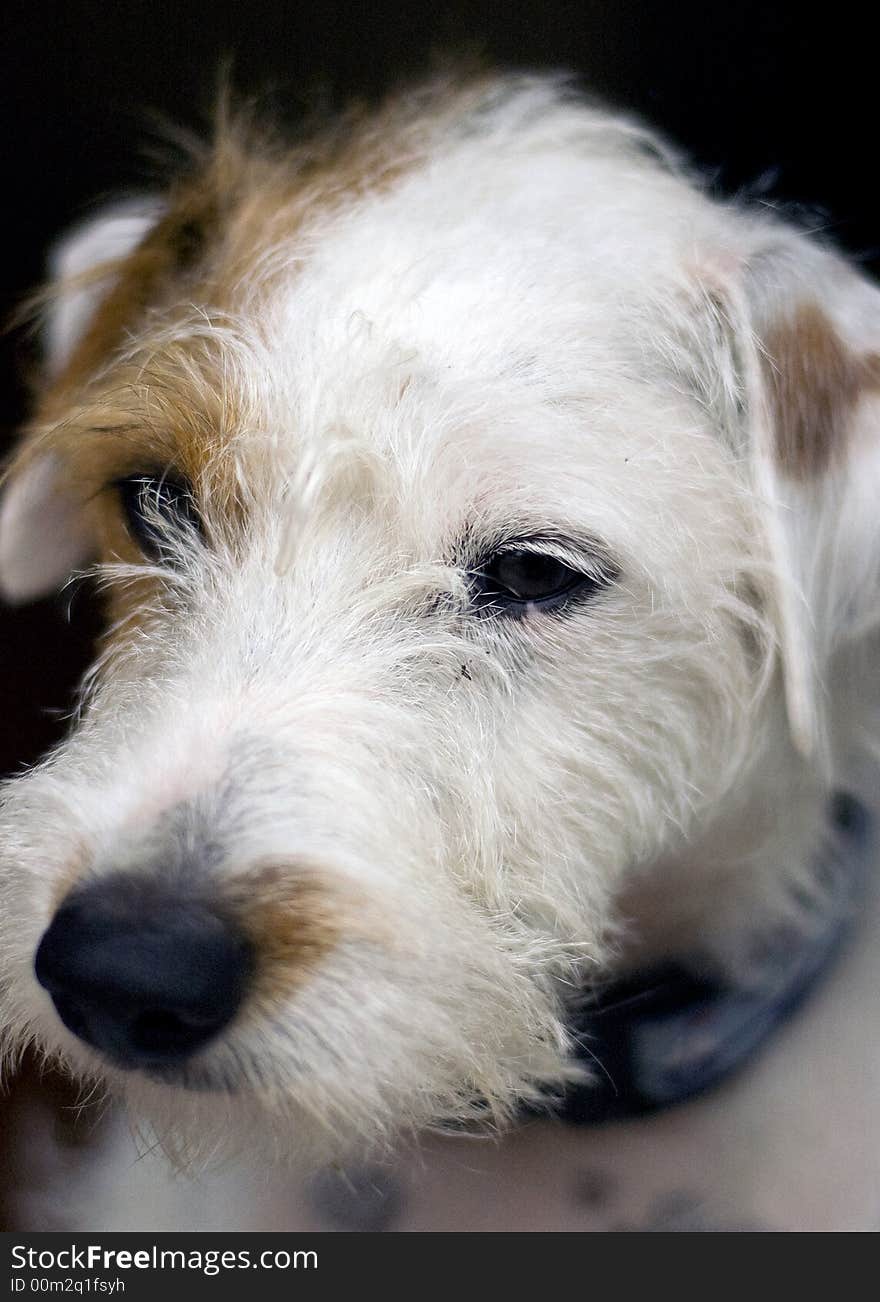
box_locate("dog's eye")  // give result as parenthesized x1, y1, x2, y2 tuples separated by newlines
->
(116, 475, 202, 562)
(471, 546, 613, 614)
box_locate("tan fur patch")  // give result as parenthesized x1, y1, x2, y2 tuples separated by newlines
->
(5, 75, 500, 631)
(221, 862, 387, 1001)
(763, 303, 880, 480)
(39, 72, 497, 414)
(10, 356, 252, 628)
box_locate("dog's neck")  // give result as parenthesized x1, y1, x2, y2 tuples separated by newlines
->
(556, 787, 871, 1123)
(614, 647, 879, 983)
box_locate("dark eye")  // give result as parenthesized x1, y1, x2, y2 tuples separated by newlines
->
(470, 544, 615, 615)
(116, 474, 202, 562)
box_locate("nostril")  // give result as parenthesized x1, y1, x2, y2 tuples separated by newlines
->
(34, 875, 253, 1069)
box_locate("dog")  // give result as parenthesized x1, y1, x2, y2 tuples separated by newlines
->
(1, 72, 878, 1168)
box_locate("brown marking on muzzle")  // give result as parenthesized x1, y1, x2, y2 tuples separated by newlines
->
(763, 302, 880, 481)
(220, 861, 387, 1001)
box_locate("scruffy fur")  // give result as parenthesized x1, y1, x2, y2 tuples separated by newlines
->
(1, 73, 879, 1166)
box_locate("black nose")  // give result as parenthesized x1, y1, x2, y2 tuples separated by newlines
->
(34, 876, 253, 1070)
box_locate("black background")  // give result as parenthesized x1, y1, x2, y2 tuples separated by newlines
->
(0, 0, 876, 773)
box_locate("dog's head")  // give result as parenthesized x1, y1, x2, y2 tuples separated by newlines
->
(1, 77, 878, 1161)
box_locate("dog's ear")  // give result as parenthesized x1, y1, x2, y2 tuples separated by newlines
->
(0, 450, 97, 603)
(715, 231, 880, 761)
(0, 200, 161, 602)
(43, 198, 164, 378)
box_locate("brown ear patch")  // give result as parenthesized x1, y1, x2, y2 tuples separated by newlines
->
(763, 302, 880, 481)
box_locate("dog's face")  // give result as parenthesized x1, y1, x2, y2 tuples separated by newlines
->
(1, 78, 879, 1160)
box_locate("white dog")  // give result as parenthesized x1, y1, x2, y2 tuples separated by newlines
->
(1, 72, 878, 1166)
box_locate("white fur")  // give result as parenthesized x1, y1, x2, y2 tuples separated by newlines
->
(1, 76, 878, 1165)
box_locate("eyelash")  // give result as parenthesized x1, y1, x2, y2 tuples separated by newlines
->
(115, 474, 203, 563)
(468, 539, 618, 616)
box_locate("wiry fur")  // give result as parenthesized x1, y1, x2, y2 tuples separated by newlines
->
(1, 72, 879, 1166)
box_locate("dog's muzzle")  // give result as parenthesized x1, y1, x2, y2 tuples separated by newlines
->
(35, 874, 253, 1070)
(30, 795, 870, 1123)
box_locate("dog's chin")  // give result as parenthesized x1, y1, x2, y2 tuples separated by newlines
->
(41, 1022, 238, 1096)
(32, 1028, 241, 1107)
